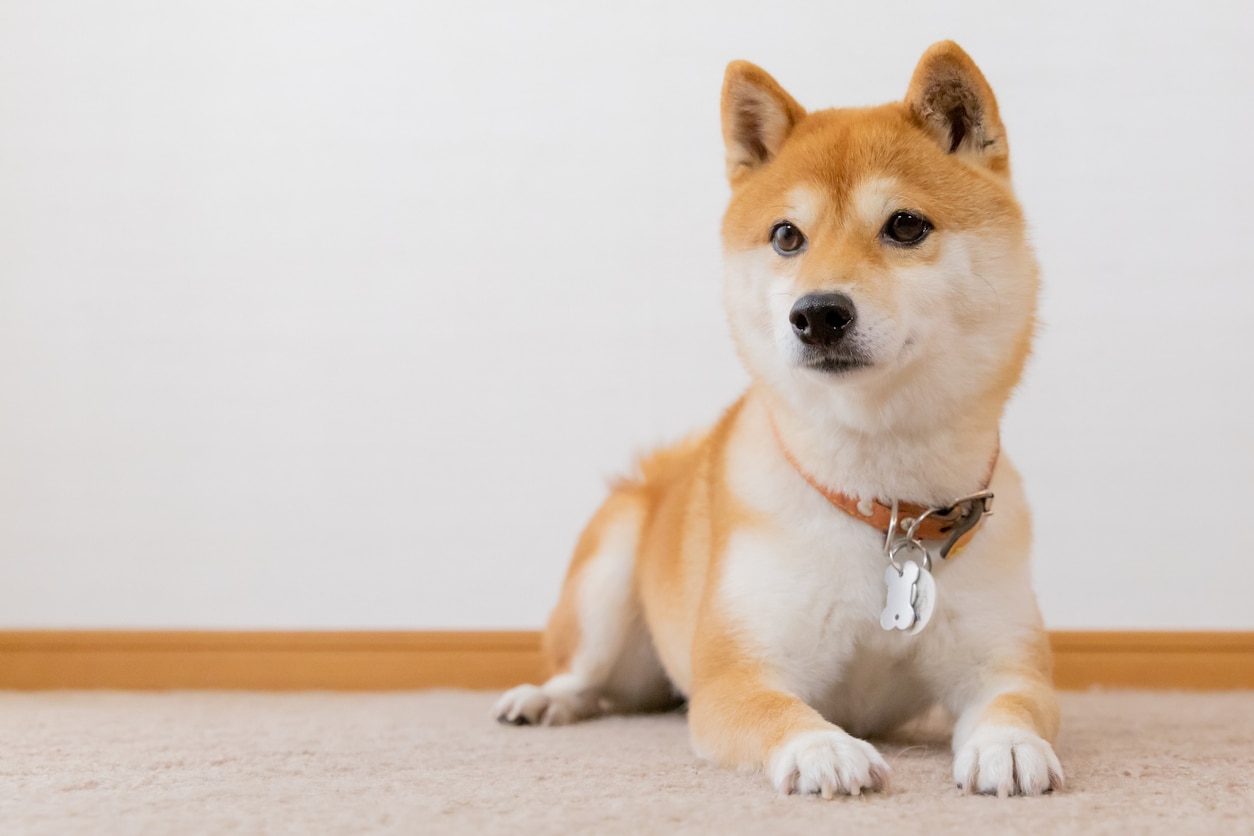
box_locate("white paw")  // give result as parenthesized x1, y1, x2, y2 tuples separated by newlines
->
(953, 725, 1064, 797)
(492, 683, 582, 726)
(769, 729, 891, 798)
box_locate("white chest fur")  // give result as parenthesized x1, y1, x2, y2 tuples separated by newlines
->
(715, 414, 1040, 736)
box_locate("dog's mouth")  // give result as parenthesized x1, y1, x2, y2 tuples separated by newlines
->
(798, 352, 871, 376)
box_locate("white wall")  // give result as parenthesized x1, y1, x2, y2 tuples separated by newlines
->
(1, 1, 1251, 629)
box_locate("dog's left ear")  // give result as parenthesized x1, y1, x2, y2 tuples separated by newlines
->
(905, 41, 1008, 172)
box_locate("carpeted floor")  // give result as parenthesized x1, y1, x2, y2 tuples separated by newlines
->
(1, 690, 1252, 835)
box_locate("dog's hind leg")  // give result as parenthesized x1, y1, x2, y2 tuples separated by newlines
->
(493, 490, 676, 726)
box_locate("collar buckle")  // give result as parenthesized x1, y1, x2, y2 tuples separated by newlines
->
(887, 490, 995, 567)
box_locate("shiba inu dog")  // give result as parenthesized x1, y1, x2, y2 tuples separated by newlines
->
(495, 41, 1062, 798)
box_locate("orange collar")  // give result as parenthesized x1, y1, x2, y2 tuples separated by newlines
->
(770, 417, 998, 556)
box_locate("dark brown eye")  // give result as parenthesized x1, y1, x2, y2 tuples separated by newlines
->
(771, 221, 806, 256)
(882, 211, 932, 246)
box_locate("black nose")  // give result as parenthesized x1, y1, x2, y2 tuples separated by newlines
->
(789, 292, 856, 347)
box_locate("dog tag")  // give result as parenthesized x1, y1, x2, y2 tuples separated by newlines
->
(906, 562, 936, 635)
(880, 560, 936, 634)
(881, 561, 919, 631)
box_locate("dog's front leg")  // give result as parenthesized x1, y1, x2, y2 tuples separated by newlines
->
(947, 647, 1064, 797)
(687, 656, 890, 797)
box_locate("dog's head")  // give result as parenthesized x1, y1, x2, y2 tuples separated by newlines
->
(720, 42, 1038, 429)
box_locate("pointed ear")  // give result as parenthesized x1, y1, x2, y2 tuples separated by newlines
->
(721, 61, 806, 182)
(905, 41, 1008, 171)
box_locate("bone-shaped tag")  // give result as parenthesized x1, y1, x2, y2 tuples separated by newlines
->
(880, 559, 936, 634)
(881, 561, 919, 631)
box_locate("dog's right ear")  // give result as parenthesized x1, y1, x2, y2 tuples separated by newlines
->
(721, 61, 806, 182)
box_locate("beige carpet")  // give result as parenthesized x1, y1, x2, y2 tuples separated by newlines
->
(2, 690, 1252, 835)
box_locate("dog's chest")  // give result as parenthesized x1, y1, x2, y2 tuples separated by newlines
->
(718, 507, 944, 730)
(810, 640, 935, 737)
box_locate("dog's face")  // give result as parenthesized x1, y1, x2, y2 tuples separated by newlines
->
(720, 43, 1038, 426)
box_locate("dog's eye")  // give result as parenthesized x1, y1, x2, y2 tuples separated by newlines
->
(882, 212, 932, 246)
(770, 222, 806, 256)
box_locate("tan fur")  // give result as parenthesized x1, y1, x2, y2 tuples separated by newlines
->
(983, 686, 1060, 743)
(497, 41, 1061, 799)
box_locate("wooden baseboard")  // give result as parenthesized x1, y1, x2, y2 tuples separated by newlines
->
(1049, 631, 1253, 690)
(1, 630, 1250, 691)
(0, 631, 544, 691)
